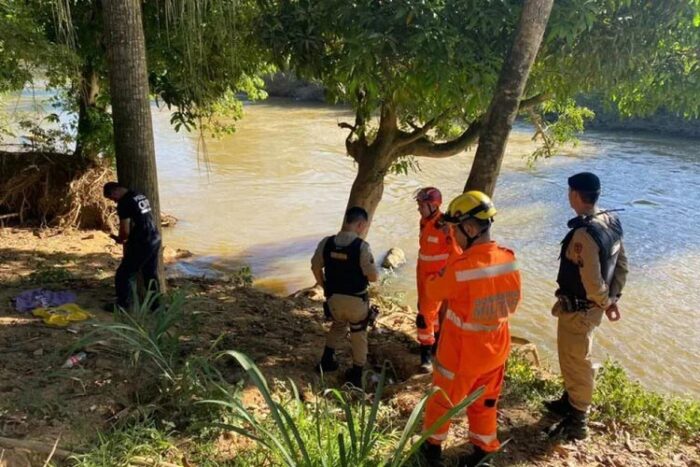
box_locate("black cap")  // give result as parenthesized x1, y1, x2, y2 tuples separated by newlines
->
(568, 172, 600, 192)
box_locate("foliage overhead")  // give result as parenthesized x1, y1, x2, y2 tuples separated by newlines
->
(1, 0, 272, 157)
(260, 0, 700, 150)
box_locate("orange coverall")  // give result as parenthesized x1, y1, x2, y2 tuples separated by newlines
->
(416, 212, 459, 346)
(422, 241, 521, 452)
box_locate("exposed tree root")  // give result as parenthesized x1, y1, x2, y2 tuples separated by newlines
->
(0, 151, 116, 230)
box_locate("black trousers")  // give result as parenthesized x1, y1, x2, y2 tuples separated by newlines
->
(115, 239, 161, 309)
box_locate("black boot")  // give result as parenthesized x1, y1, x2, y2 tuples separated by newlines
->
(459, 445, 492, 467)
(344, 365, 363, 388)
(315, 346, 339, 373)
(420, 345, 434, 373)
(544, 391, 574, 417)
(419, 442, 443, 466)
(547, 408, 589, 441)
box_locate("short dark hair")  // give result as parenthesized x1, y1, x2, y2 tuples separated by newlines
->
(568, 172, 600, 205)
(344, 206, 369, 224)
(103, 182, 122, 197)
(577, 190, 600, 205)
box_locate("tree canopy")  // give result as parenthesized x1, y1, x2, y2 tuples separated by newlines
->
(1, 0, 270, 158)
(260, 0, 700, 158)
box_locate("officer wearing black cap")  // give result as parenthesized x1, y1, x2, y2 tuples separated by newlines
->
(545, 172, 628, 440)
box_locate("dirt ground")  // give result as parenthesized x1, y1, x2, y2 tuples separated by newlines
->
(0, 228, 698, 466)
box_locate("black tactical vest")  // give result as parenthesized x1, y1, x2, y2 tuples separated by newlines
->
(556, 212, 623, 301)
(322, 236, 369, 297)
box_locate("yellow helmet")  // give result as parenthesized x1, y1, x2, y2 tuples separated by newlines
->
(443, 191, 497, 223)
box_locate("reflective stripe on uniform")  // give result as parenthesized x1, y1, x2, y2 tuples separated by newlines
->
(469, 431, 497, 445)
(455, 261, 518, 282)
(417, 331, 433, 340)
(433, 359, 455, 381)
(445, 309, 502, 332)
(419, 253, 450, 262)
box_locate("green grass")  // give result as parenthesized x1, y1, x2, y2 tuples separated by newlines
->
(505, 354, 700, 444)
(202, 351, 482, 467)
(70, 422, 181, 467)
(77, 290, 240, 426)
(593, 360, 700, 443)
(69, 293, 699, 465)
(27, 264, 74, 283)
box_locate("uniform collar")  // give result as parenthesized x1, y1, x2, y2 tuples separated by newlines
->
(337, 230, 359, 240)
(464, 241, 497, 253)
(567, 210, 604, 229)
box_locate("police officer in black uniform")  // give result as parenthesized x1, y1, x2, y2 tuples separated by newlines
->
(311, 207, 380, 387)
(103, 182, 162, 311)
(546, 172, 628, 440)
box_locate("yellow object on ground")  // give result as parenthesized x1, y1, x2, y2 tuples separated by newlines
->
(32, 303, 93, 327)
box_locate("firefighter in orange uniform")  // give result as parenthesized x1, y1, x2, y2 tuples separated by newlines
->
(420, 191, 521, 467)
(414, 187, 460, 372)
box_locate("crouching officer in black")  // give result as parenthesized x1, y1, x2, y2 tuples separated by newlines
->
(103, 182, 162, 311)
(311, 207, 380, 387)
(546, 172, 628, 440)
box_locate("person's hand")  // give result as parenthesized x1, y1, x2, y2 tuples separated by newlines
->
(605, 303, 621, 322)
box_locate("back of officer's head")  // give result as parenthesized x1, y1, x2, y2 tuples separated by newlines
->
(344, 207, 369, 233)
(103, 182, 125, 200)
(568, 172, 600, 206)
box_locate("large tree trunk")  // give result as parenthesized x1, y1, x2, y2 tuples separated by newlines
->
(345, 150, 391, 237)
(464, 0, 554, 196)
(102, 0, 165, 289)
(74, 64, 102, 162)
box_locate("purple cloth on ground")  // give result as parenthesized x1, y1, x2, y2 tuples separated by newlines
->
(14, 288, 77, 313)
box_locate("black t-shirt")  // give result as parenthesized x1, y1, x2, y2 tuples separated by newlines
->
(117, 191, 160, 244)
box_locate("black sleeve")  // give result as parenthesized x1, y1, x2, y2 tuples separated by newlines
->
(117, 197, 134, 220)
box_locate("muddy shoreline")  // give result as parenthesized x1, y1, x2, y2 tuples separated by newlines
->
(0, 228, 697, 466)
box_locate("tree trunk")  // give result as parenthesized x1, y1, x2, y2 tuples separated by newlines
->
(344, 147, 393, 237)
(74, 64, 102, 162)
(102, 0, 165, 289)
(464, 0, 554, 196)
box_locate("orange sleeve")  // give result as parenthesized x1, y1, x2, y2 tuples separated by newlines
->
(424, 261, 460, 302)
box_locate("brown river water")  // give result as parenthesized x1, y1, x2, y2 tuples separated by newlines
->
(6, 94, 700, 397)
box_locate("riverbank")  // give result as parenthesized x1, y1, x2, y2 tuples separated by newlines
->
(0, 228, 698, 466)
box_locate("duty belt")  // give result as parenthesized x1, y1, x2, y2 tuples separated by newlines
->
(556, 295, 593, 312)
(326, 290, 369, 302)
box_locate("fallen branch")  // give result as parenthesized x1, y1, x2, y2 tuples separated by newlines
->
(41, 437, 60, 467)
(0, 436, 74, 460)
(0, 437, 184, 466)
(130, 456, 183, 467)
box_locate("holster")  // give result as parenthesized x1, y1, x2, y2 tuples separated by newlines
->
(556, 294, 592, 312)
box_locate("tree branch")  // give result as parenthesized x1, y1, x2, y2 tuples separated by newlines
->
(338, 122, 356, 131)
(370, 102, 398, 155)
(341, 107, 371, 163)
(518, 92, 549, 112)
(394, 93, 545, 160)
(403, 120, 483, 159)
(395, 108, 452, 149)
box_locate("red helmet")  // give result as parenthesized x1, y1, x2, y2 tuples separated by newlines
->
(415, 187, 442, 207)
